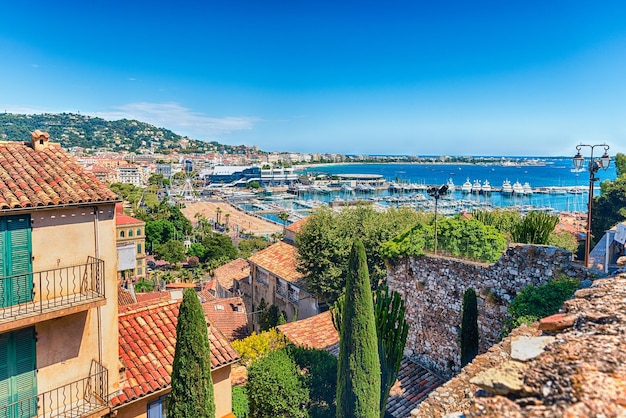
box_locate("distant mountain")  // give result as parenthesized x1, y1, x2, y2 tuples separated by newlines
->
(0, 112, 253, 154)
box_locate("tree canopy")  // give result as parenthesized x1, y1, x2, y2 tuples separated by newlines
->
(296, 205, 427, 303)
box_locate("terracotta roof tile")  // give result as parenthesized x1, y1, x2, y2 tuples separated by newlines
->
(213, 258, 250, 292)
(111, 300, 240, 407)
(201, 297, 250, 341)
(285, 216, 308, 233)
(0, 140, 117, 211)
(277, 311, 339, 355)
(248, 241, 302, 283)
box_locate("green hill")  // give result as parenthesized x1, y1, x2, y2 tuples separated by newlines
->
(0, 112, 251, 154)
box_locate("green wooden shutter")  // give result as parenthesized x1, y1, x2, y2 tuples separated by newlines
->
(0, 328, 37, 418)
(0, 224, 6, 310)
(0, 333, 10, 417)
(0, 216, 33, 308)
(13, 328, 37, 417)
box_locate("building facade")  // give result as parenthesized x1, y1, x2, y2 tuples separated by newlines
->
(0, 131, 120, 417)
(115, 204, 147, 282)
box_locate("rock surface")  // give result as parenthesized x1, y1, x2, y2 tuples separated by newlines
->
(413, 273, 626, 417)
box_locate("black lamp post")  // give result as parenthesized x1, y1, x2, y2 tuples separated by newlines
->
(427, 184, 449, 255)
(573, 143, 611, 268)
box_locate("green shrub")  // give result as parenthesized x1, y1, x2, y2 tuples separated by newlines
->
(287, 346, 337, 418)
(503, 275, 579, 336)
(232, 385, 249, 418)
(381, 216, 507, 263)
(231, 329, 288, 366)
(511, 211, 560, 245)
(247, 349, 309, 418)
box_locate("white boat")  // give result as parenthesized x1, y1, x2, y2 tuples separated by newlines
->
(446, 178, 456, 193)
(481, 180, 492, 194)
(571, 167, 586, 173)
(512, 181, 525, 195)
(461, 178, 472, 193)
(522, 182, 533, 195)
(471, 180, 482, 194)
(501, 179, 513, 195)
(341, 184, 354, 193)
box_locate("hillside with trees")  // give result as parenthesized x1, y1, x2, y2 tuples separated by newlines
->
(0, 112, 255, 154)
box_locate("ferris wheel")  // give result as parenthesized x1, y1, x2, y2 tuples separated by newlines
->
(169, 170, 198, 201)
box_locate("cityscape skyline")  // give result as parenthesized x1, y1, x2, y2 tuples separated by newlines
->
(2, 1, 626, 156)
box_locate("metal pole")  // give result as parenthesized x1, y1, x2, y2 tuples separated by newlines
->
(434, 197, 438, 255)
(584, 148, 595, 268)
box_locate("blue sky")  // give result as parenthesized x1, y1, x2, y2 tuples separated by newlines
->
(1, 1, 626, 157)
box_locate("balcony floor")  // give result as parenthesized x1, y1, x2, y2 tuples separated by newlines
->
(0, 291, 106, 333)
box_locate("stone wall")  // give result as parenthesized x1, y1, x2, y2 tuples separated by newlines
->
(387, 244, 588, 378)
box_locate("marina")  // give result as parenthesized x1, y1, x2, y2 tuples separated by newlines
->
(178, 159, 617, 226)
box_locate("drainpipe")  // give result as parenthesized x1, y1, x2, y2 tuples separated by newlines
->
(93, 206, 103, 367)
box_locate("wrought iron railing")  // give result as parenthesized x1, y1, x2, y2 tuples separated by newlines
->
(0, 257, 105, 322)
(0, 360, 109, 418)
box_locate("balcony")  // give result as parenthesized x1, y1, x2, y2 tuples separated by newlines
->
(0, 257, 105, 332)
(0, 360, 109, 418)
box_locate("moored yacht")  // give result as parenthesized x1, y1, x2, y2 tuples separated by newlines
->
(522, 182, 533, 195)
(471, 179, 482, 194)
(501, 179, 513, 195)
(461, 178, 472, 193)
(446, 178, 456, 193)
(481, 179, 492, 194)
(512, 181, 525, 195)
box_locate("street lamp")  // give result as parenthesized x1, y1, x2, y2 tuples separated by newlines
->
(573, 143, 611, 268)
(426, 184, 449, 255)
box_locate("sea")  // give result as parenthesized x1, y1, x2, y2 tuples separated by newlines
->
(233, 158, 618, 224)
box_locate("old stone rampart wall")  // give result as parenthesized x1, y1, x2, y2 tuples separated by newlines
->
(387, 244, 588, 378)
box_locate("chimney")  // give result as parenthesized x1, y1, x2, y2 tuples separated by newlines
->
(31, 130, 50, 151)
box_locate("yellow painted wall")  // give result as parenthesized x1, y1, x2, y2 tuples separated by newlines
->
(28, 204, 120, 398)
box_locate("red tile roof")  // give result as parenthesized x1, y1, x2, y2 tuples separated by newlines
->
(248, 241, 302, 283)
(201, 297, 250, 341)
(213, 258, 250, 292)
(285, 216, 308, 233)
(386, 357, 444, 418)
(111, 300, 240, 407)
(115, 202, 144, 226)
(0, 140, 117, 210)
(277, 311, 339, 355)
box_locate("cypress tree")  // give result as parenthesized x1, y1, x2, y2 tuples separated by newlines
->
(331, 285, 409, 418)
(460, 288, 479, 367)
(336, 240, 381, 418)
(169, 288, 215, 417)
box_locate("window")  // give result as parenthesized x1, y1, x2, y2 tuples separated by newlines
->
(276, 279, 287, 297)
(137, 243, 142, 254)
(256, 269, 269, 286)
(288, 285, 300, 305)
(137, 229, 142, 236)
(137, 267, 143, 276)
(147, 394, 169, 418)
(128, 229, 133, 237)
(120, 231, 125, 238)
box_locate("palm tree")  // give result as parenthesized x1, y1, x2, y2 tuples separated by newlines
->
(215, 207, 222, 225)
(225, 213, 231, 230)
(278, 212, 290, 232)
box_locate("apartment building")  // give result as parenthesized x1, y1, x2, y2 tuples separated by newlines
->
(246, 241, 319, 330)
(115, 204, 146, 282)
(0, 131, 120, 417)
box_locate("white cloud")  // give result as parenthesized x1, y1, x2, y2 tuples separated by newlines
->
(94, 102, 260, 139)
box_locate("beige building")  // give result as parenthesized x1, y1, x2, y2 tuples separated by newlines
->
(115, 203, 147, 282)
(246, 241, 319, 330)
(0, 131, 120, 417)
(111, 300, 239, 418)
